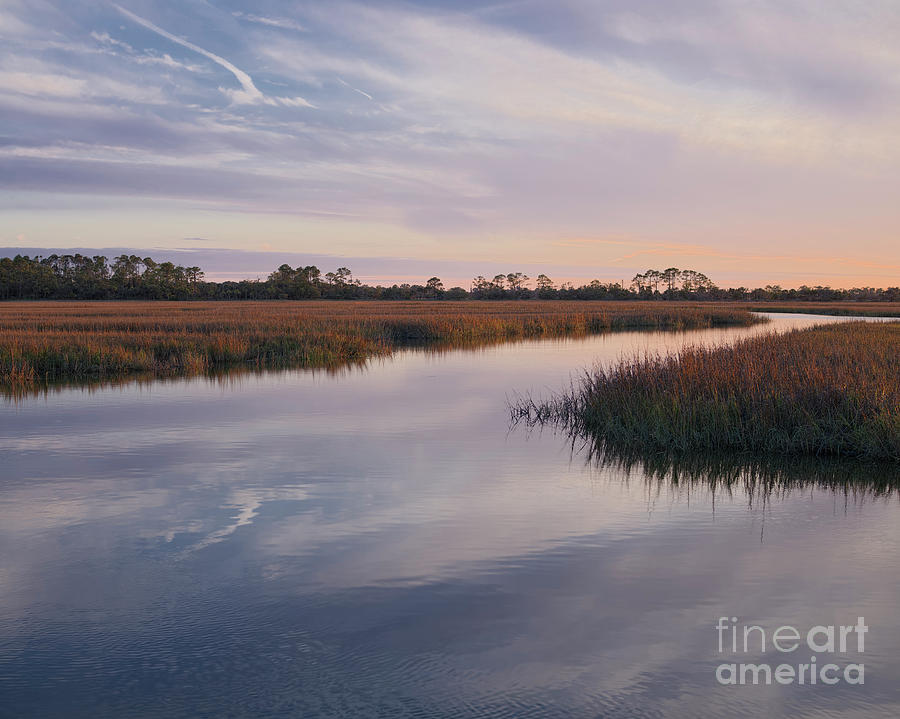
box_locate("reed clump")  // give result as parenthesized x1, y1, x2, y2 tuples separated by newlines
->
(515, 322, 900, 461)
(0, 300, 761, 388)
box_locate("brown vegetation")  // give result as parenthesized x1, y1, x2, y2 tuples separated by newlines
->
(515, 322, 900, 461)
(743, 302, 900, 317)
(0, 300, 760, 388)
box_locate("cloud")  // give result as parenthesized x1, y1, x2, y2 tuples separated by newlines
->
(232, 11, 307, 33)
(460, 0, 900, 114)
(0, 66, 165, 104)
(90, 30, 133, 53)
(0, 6, 30, 35)
(113, 4, 315, 108)
(291, 2, 899, 164)
(0, 71, 85, 99)
(89, 29, 204, 72)
(2, 0, 899, 286)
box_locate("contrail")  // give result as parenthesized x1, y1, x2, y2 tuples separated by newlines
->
(337, 77, 373, 100)
(114, 4, 314, 108)
(115, 4, 263, 101)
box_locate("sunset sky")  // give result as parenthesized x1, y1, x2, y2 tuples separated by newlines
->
(2, 0, 899, 287)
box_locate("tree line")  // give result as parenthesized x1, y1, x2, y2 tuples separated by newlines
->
(0, 254, 897, 302)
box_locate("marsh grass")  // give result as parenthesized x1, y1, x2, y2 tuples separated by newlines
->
(0, 300, 761, 389)
(514, 322, 900, 461)
(745, 302, 900, 317)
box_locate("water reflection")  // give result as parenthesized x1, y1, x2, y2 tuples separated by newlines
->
(2, 312, 898, 718)
(521, 430, 900, 506)
(602, 447, 900, 500)
(0, 357, 377, 402)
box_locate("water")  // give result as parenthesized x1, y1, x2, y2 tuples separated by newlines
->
(1, 313, 898, 718)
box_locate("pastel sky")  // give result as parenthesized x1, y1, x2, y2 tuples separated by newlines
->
(1, 0, 899, 287)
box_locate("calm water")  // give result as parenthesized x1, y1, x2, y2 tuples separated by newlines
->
(1, 313, 898, 718)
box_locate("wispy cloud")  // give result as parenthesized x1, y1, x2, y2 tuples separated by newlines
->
(0, 65, 165, 103)
(90, 30, 132, 52)
(90, 29, 204, 72)
(232, 11, 307, 33)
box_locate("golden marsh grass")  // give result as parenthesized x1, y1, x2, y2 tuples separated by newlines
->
(0, 300, 760, 388)
(515, 322, 900, 461)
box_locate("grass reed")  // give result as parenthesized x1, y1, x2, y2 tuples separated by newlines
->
(745, 302, 900, 318)
(0, 300, 761, 388)
(514, 322, 900, 461)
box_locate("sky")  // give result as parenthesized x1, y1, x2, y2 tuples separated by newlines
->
(1, 0, 899, 288)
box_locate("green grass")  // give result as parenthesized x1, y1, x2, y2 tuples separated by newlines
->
(514, 322, 900, 461)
